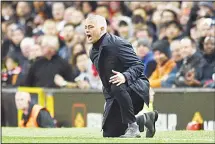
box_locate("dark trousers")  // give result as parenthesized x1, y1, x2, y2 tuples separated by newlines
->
(103, 84, 144, 137)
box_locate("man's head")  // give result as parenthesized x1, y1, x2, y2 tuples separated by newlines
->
(43, 19, 58, 36)
(62, 24, 74, 42)
(180, 37, 196, 58)
(137, 38, 151, 58)
(41, 35, 59, 57)
(11, 26, 25, 45)
(118, 20, 129, 39)
(165, 20, 183, 41)
(152, 40, 170, 64)
(170, 40, 183, 62)
(95, 5, 109, 19)
(16, 2, 31, 17)
(74, 51, 89, 72)
(203, 36, 215, 55)
(15, 92, 31, 110)
(52, 2, 65, 21)
(161, 9, 177, 24)
(20, 37, 35, 59)
(84, 14, 107, 44)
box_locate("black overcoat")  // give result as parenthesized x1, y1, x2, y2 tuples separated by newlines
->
(90, 33, 150, 129)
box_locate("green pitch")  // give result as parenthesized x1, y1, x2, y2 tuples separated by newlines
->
(2, 127, 215, 143)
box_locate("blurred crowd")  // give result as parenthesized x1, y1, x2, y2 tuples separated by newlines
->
(1, 1, 215, 89)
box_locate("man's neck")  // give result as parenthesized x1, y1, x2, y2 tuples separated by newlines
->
(93, 33, 107, 49)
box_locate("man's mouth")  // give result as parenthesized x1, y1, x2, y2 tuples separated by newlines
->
(87, 34, 92, 40)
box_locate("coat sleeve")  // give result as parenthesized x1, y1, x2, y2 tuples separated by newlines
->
(117, 42, 145, 86)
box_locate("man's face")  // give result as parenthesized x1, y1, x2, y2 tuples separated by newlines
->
(11, 29, 24, 45)
(181, 39, 193, 58)
(96, 7, 109, 19)
(70, 10, 84, 25)
(204, 37, 215, 55)
(63, 25, 74, 42)
(137, 45, 150, 58)
(166, 24, 180, 40)
(16, 2, 30, 17)
(21, 43, 31, 58)
(162, 11, 175, 23)
(153, 50, 168, 64)
(15, 92, 30, 110)
(85, 19, 102, 44)
(76, 54, 88, 72)
(52, 3, 65, 21)
(118, 25, 129, 39)
(170, 42, 183, 62)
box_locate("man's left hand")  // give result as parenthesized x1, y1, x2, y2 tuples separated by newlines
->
(109, 70, 126, 86)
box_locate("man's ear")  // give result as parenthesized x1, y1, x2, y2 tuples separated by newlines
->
(101, 27, 104, 32)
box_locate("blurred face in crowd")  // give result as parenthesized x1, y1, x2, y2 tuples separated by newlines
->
(85, 16, 106, 44)
(2, 4, 14, 19)
(180, 38, 195, 58)
(153, 50, 168, 64)
(5, 57, 17, 71)
(52, 2, 65, 21)
(95, 6, 109, 19)
(136, 29, 152, 44)
(170, 40, 183, 62)
(203, 37, 215, 55)
(16, 2, 31, 17)
(152, 10, 162, 26)
(82, 2, 93, 15)
(33, 2, 45, 12)
(198, 6, 214, 18)
(197, 18, 212, 37)
(43, 20, 58, 36)
(118, 25, 129, 39)
(165, 23, 181, 40)
(11, 29, 24, 45)
(64, 7, 75, 23)
(70, 10, 84, 26)
(30, 44, 42, 60)
(5, 23, 16, 40)
(109, 2, 120, 13)
(137, 45, 150, 58)
(41, 35, 59, 57)
(161, 10, 175, 24)
(76, 53, 88, 72)
(63, 25, 74, 42)
(15, 92, 31, 110)
(73, 43, 84, 56)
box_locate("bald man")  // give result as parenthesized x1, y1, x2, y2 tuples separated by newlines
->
(85, 14, 158, 138)
(15, 92, 55, 127)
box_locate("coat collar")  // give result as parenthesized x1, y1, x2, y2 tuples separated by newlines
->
(92, 33, 110, 50)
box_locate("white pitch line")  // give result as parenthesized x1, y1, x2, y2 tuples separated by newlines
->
(163, 138, 214, 142)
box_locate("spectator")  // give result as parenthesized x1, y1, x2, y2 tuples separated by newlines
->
(201, 36, 215, 88)
(81, 2, 97, 17)
(95, 5, 110, 20)
(161, 40, 183, 87)
(15, 91, 56, 128)
(19, 37, 35, 77)
(2, 2, 14, 21)
(1, 53, 22, 87)
(175, 37, 206, 87)
(3, 26, 25, 64)
(149, 40, 176, 88)
(15, 2, 34, 36)
(117, 18, 133, 41)
(63, 7, 76, 25)
(164, 20, 184, 43)
(136, 39, 156, 78)
(161, 9, 178, 24)
(58, 24, 75, 61)
(23, 35, 76, 88)
(51, 2, 65, 32)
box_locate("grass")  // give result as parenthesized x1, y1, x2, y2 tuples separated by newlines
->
(2, 127, 215, 143)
